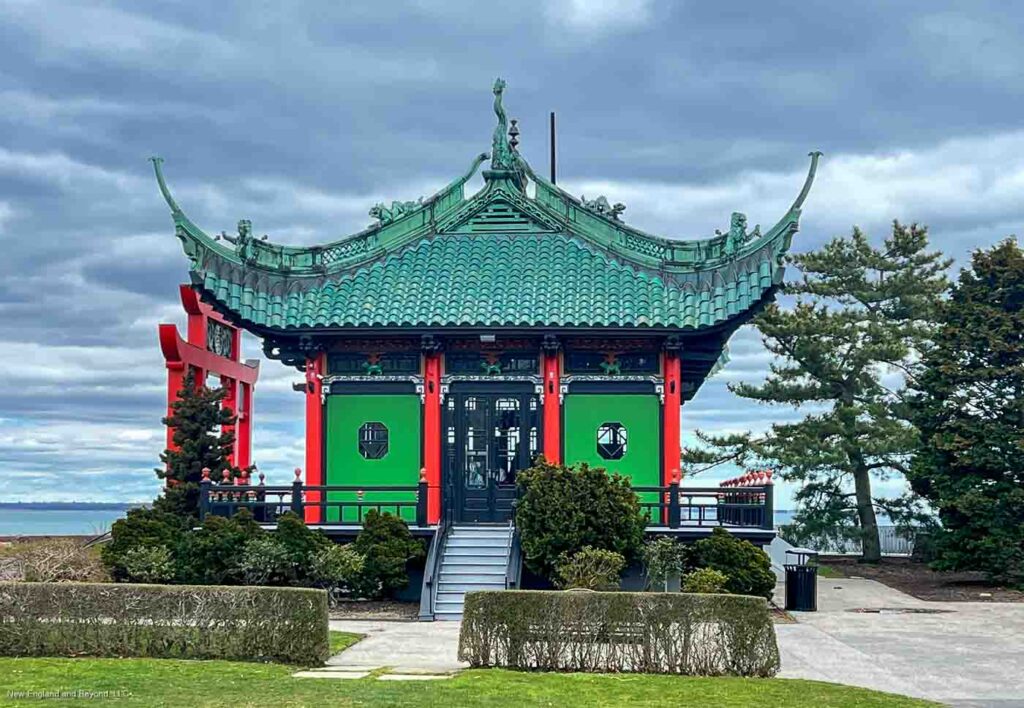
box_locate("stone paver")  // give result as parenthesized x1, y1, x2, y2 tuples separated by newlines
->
(293, 670, 369, 679)
(378, 674, 453, 681)
(329, 619, 467, 672)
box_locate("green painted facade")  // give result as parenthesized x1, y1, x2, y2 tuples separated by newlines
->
(563, 394, 660, 499)
(325, 394, 421, 523)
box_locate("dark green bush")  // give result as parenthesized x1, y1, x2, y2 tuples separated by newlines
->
(122, 545, 175, 584)
(0, 582, 329, 665)
(516, 459, 646, 582)
(102, 507, 188, 581)
(682, 568, 730, 594)
(274, 511, 330, 568)
(176, 510, 263, 585)
(309, 544, 365, 600)
(239, 536, 295, 586)
(458, 590, 779, 676)
(554, 547, 626, 590)
(689, 528, 775, 600)
(352, 510, 424, 599)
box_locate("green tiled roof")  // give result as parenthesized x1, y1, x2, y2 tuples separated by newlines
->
(197, 232, 783, 330)
(152, 103, 818, 334)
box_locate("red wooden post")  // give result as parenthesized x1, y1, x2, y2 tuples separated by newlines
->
(662, 349, 682, 488)
(422, 351, 442, 524)
(542, 342, 562, 464)
(304, 354, 324, 524)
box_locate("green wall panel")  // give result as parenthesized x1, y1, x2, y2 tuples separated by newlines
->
(564, 394, 660, 510)
(325, 394, 421, 523)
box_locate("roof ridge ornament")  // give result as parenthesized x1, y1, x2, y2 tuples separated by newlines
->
(789, 151, 823, 213)
(150, 156, 183, 215)
(491, 78, 514, 170)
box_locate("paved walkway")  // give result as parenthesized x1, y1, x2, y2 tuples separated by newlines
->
(327, 587, 1024, 705)
(328, 619, 467, 672)
(776, 578, 1024, 707)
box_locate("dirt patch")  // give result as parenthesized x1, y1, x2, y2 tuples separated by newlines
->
(770, 607, 797, 624)
(329, 600, 419, 621)
(819, 556, 1024, 603)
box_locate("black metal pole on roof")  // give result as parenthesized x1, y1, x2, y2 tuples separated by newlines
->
(549, 111, 557, 184)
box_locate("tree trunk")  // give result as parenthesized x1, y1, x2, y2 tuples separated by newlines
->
(852, 460, 881, 562)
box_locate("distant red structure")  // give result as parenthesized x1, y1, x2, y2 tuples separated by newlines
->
(159, 284, 259, 469)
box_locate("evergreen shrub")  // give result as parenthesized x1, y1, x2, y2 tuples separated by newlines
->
(102, 507, 188, 581)
(516, 459, 646, 582)
(682, 568, 730, 594)
(459, 590, 779, 676)
(0, 582, 329, 665)
(554, 547, 626, 590)
(121, 545, 175, 584)
(309, 544, 365, 601)
(352, 510, 424, 599)
(689, 528, 775, 600)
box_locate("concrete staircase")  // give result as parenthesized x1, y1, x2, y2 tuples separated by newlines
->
(433, 524, 513, 621)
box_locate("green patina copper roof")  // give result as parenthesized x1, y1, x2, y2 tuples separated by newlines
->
(153, 79, 820, 334)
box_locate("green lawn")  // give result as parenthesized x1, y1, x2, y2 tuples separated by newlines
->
(0, 657, 937, 708)
(817, 564, 846, 579)
(329, 631, 363, 655)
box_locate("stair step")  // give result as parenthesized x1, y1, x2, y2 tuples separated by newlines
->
(443, 548, 509, 557)
(439, 570, 505, 580)
(435, 612, 462, 621)
(434, 600, 466, 612)
(438, 582, 505, 593)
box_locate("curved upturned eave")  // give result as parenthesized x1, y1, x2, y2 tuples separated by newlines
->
(518, 151, 821, 273)
(154, 150, 820, 280)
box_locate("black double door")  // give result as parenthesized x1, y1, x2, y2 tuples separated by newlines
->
(443, 385, 540, 523)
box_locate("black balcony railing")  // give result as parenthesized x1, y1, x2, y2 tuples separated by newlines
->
(199, 469, 428, 527)
(198, 472, 772, 531)
(633, 484, 774, 530)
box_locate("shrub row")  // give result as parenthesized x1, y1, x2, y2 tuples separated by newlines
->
(0, 582, 329, 665)
(458, 589, 779, 676)
(102, 508, 422, 600)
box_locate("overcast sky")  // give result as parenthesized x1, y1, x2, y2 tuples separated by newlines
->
(1, 0, 1021, 507)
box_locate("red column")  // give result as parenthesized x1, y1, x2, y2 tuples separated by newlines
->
(220, 375, 238, 467)
(164, 364, 185, 458)
(304, 354, 324, 524)
(662, 351, 682, 487)
(542, 349, 561, 464)
(237, 381, 253, 469)
(423, 352, 442, 524)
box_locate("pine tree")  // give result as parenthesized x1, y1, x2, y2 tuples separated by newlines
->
(909, 239, 1024, 586)
(154, 368, 245, 518)
(684, 223, 949, 561)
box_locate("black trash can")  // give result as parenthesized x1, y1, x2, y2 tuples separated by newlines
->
(784, 548, 818, 612)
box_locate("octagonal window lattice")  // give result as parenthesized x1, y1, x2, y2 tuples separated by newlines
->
(597, 422, 627, 460)
(358, 422, 389, 460)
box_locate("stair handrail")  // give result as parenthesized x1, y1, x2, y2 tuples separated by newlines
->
(417, 515, 451, 621)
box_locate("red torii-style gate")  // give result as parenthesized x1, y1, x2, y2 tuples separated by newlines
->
(159, 285, 259, 469)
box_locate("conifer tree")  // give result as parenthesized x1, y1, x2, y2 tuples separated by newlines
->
(154, 368, 244, 518)
(684, 223, 949, 561)
(909, 239, 1024, 586)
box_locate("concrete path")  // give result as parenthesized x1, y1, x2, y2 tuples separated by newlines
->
(777, 578, 1024, 707)
(328, 619, 468, 672)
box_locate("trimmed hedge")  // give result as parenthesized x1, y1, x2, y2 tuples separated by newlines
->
(0, 582, 329, 665)
(458, 590, 779, 676)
